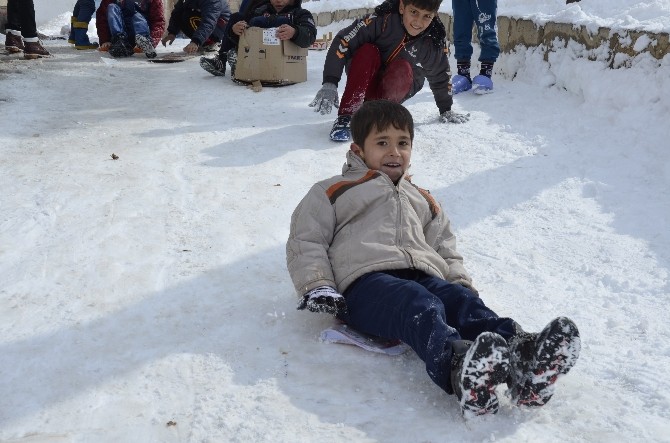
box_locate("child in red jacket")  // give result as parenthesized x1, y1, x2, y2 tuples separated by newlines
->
(96, 0, 166, 58)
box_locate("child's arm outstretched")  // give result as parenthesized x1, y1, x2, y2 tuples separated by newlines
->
(287, 184, 346, 315)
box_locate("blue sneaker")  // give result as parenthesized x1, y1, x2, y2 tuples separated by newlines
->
(330, 115, 352, 142)
(472, 74, 494, 94)
(451, 74, 472, 94)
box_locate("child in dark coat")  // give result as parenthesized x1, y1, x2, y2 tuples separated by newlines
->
(199, 0, 316, 80)
(287, 100, 581, 417)
(162, 0, 232, 54)
(309, 0, 468, 142)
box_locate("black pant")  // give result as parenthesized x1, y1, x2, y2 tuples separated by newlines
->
(340, 270, 516, 394)
(6, 0, 38, 39)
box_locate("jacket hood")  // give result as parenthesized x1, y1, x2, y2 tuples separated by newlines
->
(374, 0, 446, 47)
(343, 150, 367, 175)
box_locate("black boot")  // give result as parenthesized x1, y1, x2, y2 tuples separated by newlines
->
(507, 317, 581, 407)
(450, 333, 510, 417)
(109, 34, 134, 58)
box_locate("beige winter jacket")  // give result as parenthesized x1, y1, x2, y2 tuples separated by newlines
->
(286, 151, 473, 297)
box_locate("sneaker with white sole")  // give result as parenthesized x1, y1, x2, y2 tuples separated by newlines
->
(329, 115, 352, 142)
(451, 74, 472, 94)
(472, 74, 494, 94)
(200, 55, 226, 76)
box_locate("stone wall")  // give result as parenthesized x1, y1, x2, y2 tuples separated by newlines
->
(315, 8, 669, 63)
(1, 1, 667, 63)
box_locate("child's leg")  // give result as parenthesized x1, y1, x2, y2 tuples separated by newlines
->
(338, 44, 383, 116)
(217, 13, 244, 58)
(451, 0, 475, 63)
(73, 0, 98, 49)
(76, 0, 96, 23)
(473, 0, 499, 64)
(106, 3, 126, 38)
(247, 15, 291, 28)
(341, 271, 463, 394)
(130, 11, 150, 39)
(374, 58, 413, 103)
(10, 0, 38, 39)
(416, 274, 516, 341)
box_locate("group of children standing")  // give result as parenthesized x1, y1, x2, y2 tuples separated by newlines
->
(4, 0, 582, 420)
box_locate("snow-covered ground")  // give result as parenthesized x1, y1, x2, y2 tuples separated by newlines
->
(2, 1, 669, 442)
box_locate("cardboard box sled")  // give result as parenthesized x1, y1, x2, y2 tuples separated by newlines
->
(235, 27, 308, 86)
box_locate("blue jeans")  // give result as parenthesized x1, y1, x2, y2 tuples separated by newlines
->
(73, 0, 96, 22)
(339, 269, 515, 394)
(452, 0, 500, 62)
(107, 3, 150, 39)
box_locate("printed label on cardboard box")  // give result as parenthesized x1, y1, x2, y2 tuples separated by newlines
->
(262, 28, 281, 46)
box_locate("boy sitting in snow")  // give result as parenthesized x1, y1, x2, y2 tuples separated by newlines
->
(309, 0, 469, 142)
(199, 0, 316, 80)
(96, 0, 166, 58)
(286, 100, 581, 417)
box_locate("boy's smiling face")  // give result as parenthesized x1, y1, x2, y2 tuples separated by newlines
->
(398, 0, 436, 37)
(350, 124, 413, 183)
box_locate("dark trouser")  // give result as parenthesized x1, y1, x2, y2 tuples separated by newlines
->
(6, 0, 38, 39)
(339, 270, 516, 394)
(452, 0, 500, 63)
(338, 43, 413, 116)
(74, 0, 96, 23)
(107, 4, 150, 40)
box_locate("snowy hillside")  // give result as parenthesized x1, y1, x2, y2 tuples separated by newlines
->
(1, 1, 669, 442)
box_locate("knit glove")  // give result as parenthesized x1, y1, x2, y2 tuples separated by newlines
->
(297, 285, 348, 316)
(440, 110, 470, 124)
(309, 83, 339, 115)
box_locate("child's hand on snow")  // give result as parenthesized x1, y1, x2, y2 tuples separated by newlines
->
(162, 33, 176, 46)
(183, 41, 199, 54)
(309, 83, 339, 115)
(297, 286, 348, 316)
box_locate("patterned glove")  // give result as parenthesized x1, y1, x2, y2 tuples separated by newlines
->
(297, 286, 348, 316)
(440, 110, 470, 124)
(308, 83, 339, 115)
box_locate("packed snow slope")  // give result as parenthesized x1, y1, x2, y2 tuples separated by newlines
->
(1, 3, 670, 443)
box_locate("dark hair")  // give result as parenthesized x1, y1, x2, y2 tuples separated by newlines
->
(350, 100, 414, 146)
(403, 0, 442, 12)
(376, 0, 442, 15)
